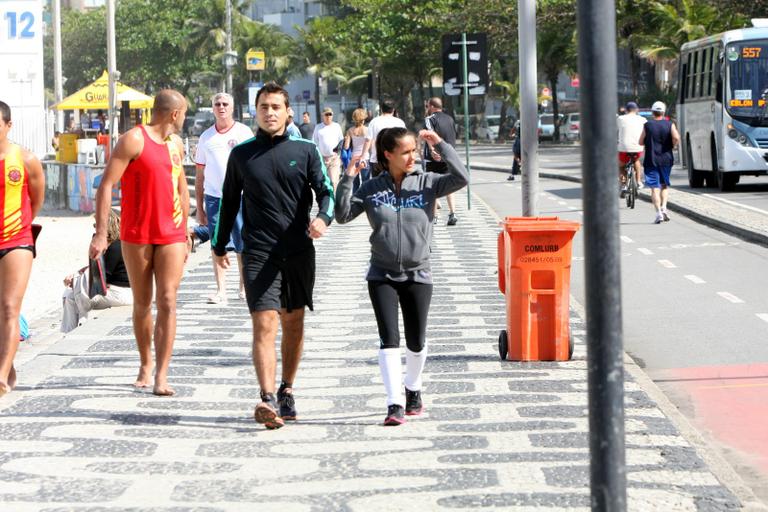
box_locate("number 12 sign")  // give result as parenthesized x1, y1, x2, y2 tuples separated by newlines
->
(1, 0, 42, 52)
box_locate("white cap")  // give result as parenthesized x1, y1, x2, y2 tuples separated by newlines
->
(651, 101, 666, 113)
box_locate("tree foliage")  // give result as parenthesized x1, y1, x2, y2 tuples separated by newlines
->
(45, 0, 298, 109)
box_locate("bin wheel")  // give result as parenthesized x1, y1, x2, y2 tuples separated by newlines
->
(568, 335, 574, 360)
(498, 330, 508, 360)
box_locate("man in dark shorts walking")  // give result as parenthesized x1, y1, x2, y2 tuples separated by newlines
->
(422, 97, 460, 225)
(639, 101, 680, 224)
(212, 82, 334, 429)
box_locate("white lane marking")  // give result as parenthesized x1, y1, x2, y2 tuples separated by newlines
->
(620, 236, 634, 243)
(558, 201, 567, 206)
(684, 275, 706, 284)
(717, 292, 745, 304)
(638, 248, 654, 255)
(701, 193, 768, 216)
(757, 313, 768, 323)
(568, 206, 578, 210)
(658, 259, 677, 268)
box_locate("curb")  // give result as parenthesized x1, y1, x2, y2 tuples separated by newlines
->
(472, 162, 768, 248)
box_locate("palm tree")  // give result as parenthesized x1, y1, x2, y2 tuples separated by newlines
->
(184, 0, 300, 113)
(632, 0, 746, 91)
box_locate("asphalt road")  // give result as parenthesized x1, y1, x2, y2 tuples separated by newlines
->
(466, 145, 768, 504)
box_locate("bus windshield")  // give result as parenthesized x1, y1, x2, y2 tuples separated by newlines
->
(726, 41, 768, 123)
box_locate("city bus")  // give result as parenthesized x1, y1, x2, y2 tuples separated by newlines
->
(677, 21, 768, 191)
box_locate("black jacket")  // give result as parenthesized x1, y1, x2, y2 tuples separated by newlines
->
(212, 130, 334, 257)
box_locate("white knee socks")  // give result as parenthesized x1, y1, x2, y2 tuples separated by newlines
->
(404, 347, 428, 391)
(378, 348, 403, 406)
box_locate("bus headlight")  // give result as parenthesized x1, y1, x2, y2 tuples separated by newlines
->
(727, 124, 755, 147)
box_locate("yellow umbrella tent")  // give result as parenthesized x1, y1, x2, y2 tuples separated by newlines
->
(52, 71, 154, 110)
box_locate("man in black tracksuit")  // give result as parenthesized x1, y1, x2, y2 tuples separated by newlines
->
(213, 82, 334, 429)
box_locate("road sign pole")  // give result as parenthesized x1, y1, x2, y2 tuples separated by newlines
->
(461, 32, 472, 210)
(518, 0, 539, 216)
(577, 0, 627, 510)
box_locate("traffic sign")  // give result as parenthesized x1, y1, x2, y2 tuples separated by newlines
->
(541, 87, 551, 97)
(570, 76, 580, 88)
(246, 49, 265, 71)
(442, 33, 488, 96)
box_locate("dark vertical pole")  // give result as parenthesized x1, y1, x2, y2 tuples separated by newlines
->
(576, 0, 627, 510)
(461, 33, 472, 209)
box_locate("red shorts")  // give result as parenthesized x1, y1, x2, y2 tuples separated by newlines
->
(619, 152, 642, 165)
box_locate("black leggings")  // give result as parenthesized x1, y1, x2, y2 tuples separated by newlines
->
(368, 280, 433, 352)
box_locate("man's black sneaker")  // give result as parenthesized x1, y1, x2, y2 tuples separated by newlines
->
(447, 213, 458, 226)
(277, 385, 297, 421)
(254, 392, 284, 429)
(507, 175, 515, 181)
(405, 388, 423, 416)
(384, 404, 406, 426)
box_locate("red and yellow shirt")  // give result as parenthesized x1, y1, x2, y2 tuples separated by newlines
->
(120, 126, 186, 244)
(0, 144, 33, 249)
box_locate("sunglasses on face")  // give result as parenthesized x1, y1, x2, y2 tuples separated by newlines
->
(324, 113, 333, 116)
(214, 102, 229, 107)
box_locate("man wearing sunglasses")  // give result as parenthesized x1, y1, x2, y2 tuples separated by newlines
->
(312, 107, 344, 188)
(191, 93, 254, 304)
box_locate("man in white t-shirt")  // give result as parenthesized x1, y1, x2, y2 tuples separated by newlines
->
(361, 99, 406, 176)
(617, 101, 647, 196)
(192, 92, 254, 304)
(312, 107, 344, 188)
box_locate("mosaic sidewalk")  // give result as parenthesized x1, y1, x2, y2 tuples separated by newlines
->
(0, 200, 741, 511)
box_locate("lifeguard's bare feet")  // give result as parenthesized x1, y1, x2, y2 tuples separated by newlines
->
(152, 375, 175, 396)
(133, 365, 153, 388)
(0, 382, 9, 397)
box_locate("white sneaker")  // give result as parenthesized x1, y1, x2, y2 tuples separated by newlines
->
(662, 209, 670, 222)
(654, 212, 664, 224)
(637, 182, 645, 190)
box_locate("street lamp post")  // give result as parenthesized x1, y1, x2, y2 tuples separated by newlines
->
(518, 0, 540, 216)
(577, 0, 627, 509)
(106, 0, 118, 149)
(224, 0, 234, 94)
(53, 0, 64, 132)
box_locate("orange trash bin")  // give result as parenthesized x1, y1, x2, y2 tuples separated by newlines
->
(497, 216, 580, 361)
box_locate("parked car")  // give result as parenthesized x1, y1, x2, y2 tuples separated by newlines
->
(538, 114, 557, 141)
(561, 113, 580, 141)
(188, 111, 215, 136)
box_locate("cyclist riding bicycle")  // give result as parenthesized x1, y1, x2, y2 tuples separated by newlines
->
(617, 101, 646, 197)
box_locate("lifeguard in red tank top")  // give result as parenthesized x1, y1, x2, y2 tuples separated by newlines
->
(0, 144, 33, 250)
(120, 125, 186, 244)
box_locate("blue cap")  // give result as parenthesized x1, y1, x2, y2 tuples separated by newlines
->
(625, 101, 639, 111)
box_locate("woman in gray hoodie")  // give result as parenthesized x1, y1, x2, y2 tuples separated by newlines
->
(335, 127, 468, 425)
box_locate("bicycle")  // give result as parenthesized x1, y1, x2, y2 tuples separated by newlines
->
(621, 153, 640, 209)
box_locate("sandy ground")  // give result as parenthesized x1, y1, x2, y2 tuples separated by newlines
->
(23, 210, 96, 323)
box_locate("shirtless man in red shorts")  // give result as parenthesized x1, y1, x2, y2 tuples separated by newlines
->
(90, 90, 189, 396)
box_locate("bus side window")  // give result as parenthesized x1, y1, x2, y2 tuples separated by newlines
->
(705, 48, 711, 96)
(714, 48, 723, 103)
(686, 52, 694, 99)
(679, 60, 688, 104)
(693, 50, 702, 99)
